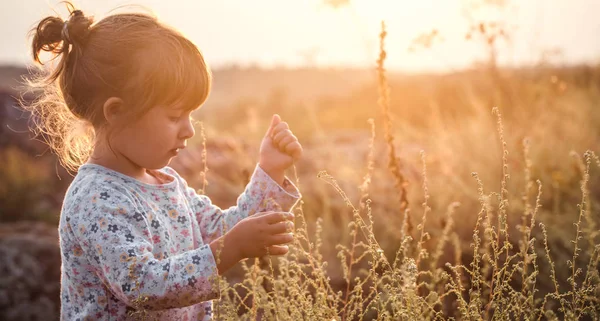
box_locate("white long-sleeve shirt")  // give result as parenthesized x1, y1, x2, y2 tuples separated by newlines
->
(58, 163, 300, 320)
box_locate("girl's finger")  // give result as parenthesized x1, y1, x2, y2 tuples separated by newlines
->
(270, 122, 289, 140)
(266, 245, 289, 256)
(273, 129, 293, 145)
(263, 211, 294, 224)
(269, 220, 294, 234)
(284, 141, 302, 159)
(266, 233, 294, 246)
(252, 211, 276, 218)
(278, 135, 296, 151)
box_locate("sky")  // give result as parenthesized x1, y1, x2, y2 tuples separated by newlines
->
(0, 0, 599, 72)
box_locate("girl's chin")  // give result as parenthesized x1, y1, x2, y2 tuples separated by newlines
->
(143, 158, 173, 170)
(142, 150, 179, 169)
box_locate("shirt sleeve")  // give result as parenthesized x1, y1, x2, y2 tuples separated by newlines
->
(173, 164, 301, 245)
(67, 186, 220, 311)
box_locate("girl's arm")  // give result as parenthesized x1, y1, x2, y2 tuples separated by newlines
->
(168, 164, 301, 245)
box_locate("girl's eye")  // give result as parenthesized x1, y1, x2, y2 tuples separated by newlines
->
(169, 115, 181, 122)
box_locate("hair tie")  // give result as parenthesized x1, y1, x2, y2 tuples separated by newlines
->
(61, 10, 84, 44)
(62, 20, 72, 44)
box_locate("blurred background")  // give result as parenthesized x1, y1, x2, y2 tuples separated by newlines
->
(0, 0, 599, 320)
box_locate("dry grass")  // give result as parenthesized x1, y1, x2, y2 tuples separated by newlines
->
(189, 22, 600, 321)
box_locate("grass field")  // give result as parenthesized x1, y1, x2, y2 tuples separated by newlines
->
(166, 24, 600, 320)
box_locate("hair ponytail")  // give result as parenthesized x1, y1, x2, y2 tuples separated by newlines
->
(25, 4, 95, 173)
(31, 6, 93, 83)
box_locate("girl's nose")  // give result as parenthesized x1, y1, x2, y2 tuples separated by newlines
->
(179, 117, 195, 139)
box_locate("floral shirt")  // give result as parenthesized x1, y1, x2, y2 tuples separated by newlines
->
(58, 163, 300, 321)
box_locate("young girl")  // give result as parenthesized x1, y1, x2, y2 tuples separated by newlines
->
(28, 5, 302, 320)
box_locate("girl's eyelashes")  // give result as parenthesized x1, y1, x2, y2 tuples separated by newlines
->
(169, 112, 194, 123)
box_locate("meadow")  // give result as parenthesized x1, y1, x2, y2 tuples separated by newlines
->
(167, 23, 600, 320)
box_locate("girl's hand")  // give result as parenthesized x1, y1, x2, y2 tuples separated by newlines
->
(259, 114, 303, 184)
(210, 211, 294, 273)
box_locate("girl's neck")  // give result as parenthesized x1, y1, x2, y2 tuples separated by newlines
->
(88, 141, 162, 185)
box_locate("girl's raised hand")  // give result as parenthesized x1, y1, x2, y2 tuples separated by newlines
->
(259, 114, 303, 181)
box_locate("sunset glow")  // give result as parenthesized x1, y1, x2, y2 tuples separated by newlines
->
(1, 0, 599, 71)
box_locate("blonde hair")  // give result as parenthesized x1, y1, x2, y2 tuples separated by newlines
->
(24, 3, 211, 172)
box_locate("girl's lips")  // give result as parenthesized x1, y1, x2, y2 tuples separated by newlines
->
(170, 145, 185, 155)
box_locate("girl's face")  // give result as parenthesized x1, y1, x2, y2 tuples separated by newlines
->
(110, 104, 196, 170)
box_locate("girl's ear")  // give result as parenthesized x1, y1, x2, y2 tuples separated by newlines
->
(102, 97, 125, 125)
